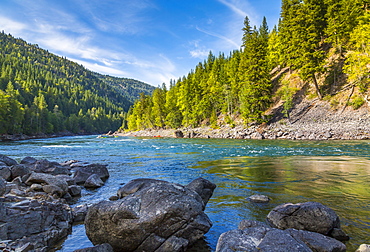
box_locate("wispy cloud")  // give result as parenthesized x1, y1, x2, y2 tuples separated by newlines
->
(190, 49, 209, 59)
(188, 40, 210, 59)
(0, 16, 27, 35)
(196, 26, 240, 48)
(75, 0, 156, 34)
(70, 58, 129, 77)
(217, 0, 247, 17)
(216, 0, 260, 26)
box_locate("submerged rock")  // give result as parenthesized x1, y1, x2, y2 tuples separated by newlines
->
(247, 194, 271, 203)
(85, 178, 216, 252)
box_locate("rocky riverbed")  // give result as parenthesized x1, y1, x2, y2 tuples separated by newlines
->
(118, 99, 370, 140)
(0, 154, 109, 252)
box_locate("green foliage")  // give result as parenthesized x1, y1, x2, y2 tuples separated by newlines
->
(95, 74, 154, 103)
(239, 17, 272, 123)
(0, 32, 153, 135)
(344, 12, 370, 93)
(348, 95, 365, 109)
(277, 80, 298, 118)
(126, 1, 370, 130)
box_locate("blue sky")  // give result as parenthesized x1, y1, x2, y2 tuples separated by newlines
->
(0, 0, 281, 86)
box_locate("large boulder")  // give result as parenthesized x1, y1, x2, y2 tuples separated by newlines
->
(266, 202, 344, 237)
(0, 154, 18, 166)
(1, 199, 73, 251)
(216, 220, 346, 252)
(85, 178, 216, 252)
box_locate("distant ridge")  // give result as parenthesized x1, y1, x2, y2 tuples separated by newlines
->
(94, 73, 155, 103)
(0, 31, 155, 136)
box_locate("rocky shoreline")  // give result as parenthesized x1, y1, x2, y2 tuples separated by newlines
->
(118, 100, 370, 140)
(0, 154, 109, 252)
(0, 132, 78, 142)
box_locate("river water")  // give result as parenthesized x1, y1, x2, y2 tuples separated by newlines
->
(1, 136, 370, 251)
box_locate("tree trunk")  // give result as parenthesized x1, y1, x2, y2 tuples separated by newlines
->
(340, 84, 355, 114)
(312, 74, 322, 100)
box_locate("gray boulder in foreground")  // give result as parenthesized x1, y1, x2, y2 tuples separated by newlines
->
(216, 220, 346, 252)
(266, 201, 349, 240)
(85, 178, 216, 252)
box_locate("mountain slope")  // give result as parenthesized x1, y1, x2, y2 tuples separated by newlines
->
(0, 31, 154, 135)
(95, 74, 155, 103)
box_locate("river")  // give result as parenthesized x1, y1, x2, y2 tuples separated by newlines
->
(1, 135, 369, 251)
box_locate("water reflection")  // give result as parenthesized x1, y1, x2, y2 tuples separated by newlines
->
(195, 155, 370, 251)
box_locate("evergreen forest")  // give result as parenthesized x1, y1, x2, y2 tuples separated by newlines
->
(0, 32, 154, 135)
(126, 0, 370, 131)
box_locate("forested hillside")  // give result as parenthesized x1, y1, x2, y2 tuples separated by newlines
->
(126, 0, 370, 131)
(95, 74, 155, 104)
(0, 32, 154, 135)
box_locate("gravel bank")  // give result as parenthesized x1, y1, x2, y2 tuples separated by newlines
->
(117, 99, 370, 140)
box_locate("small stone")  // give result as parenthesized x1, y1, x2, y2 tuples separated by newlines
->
(356, 244, 370, 252)
(174, 130, 184, 138)
(247, 194, 271, 203)
(68, 185, 82, 196)
(109, 195, 119, 201)
(84, 174, 104, 188)
(30, 184, 43, 192)
(72, 204, 89, 223)
(43, 184, 64, 197)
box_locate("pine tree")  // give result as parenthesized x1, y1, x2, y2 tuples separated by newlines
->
(239, 17, 272, 122)
(325, 0, 365, 50)
(344, 11, 370, 93)
(279, 0, 327, 99)
(5, 81, 24, 133)
(151, 86, 167, 128)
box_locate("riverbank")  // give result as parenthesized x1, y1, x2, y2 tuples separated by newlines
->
(0, 131, 105, 142)
(0, 131, 77, 142)
(117, 99, 370, 140)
